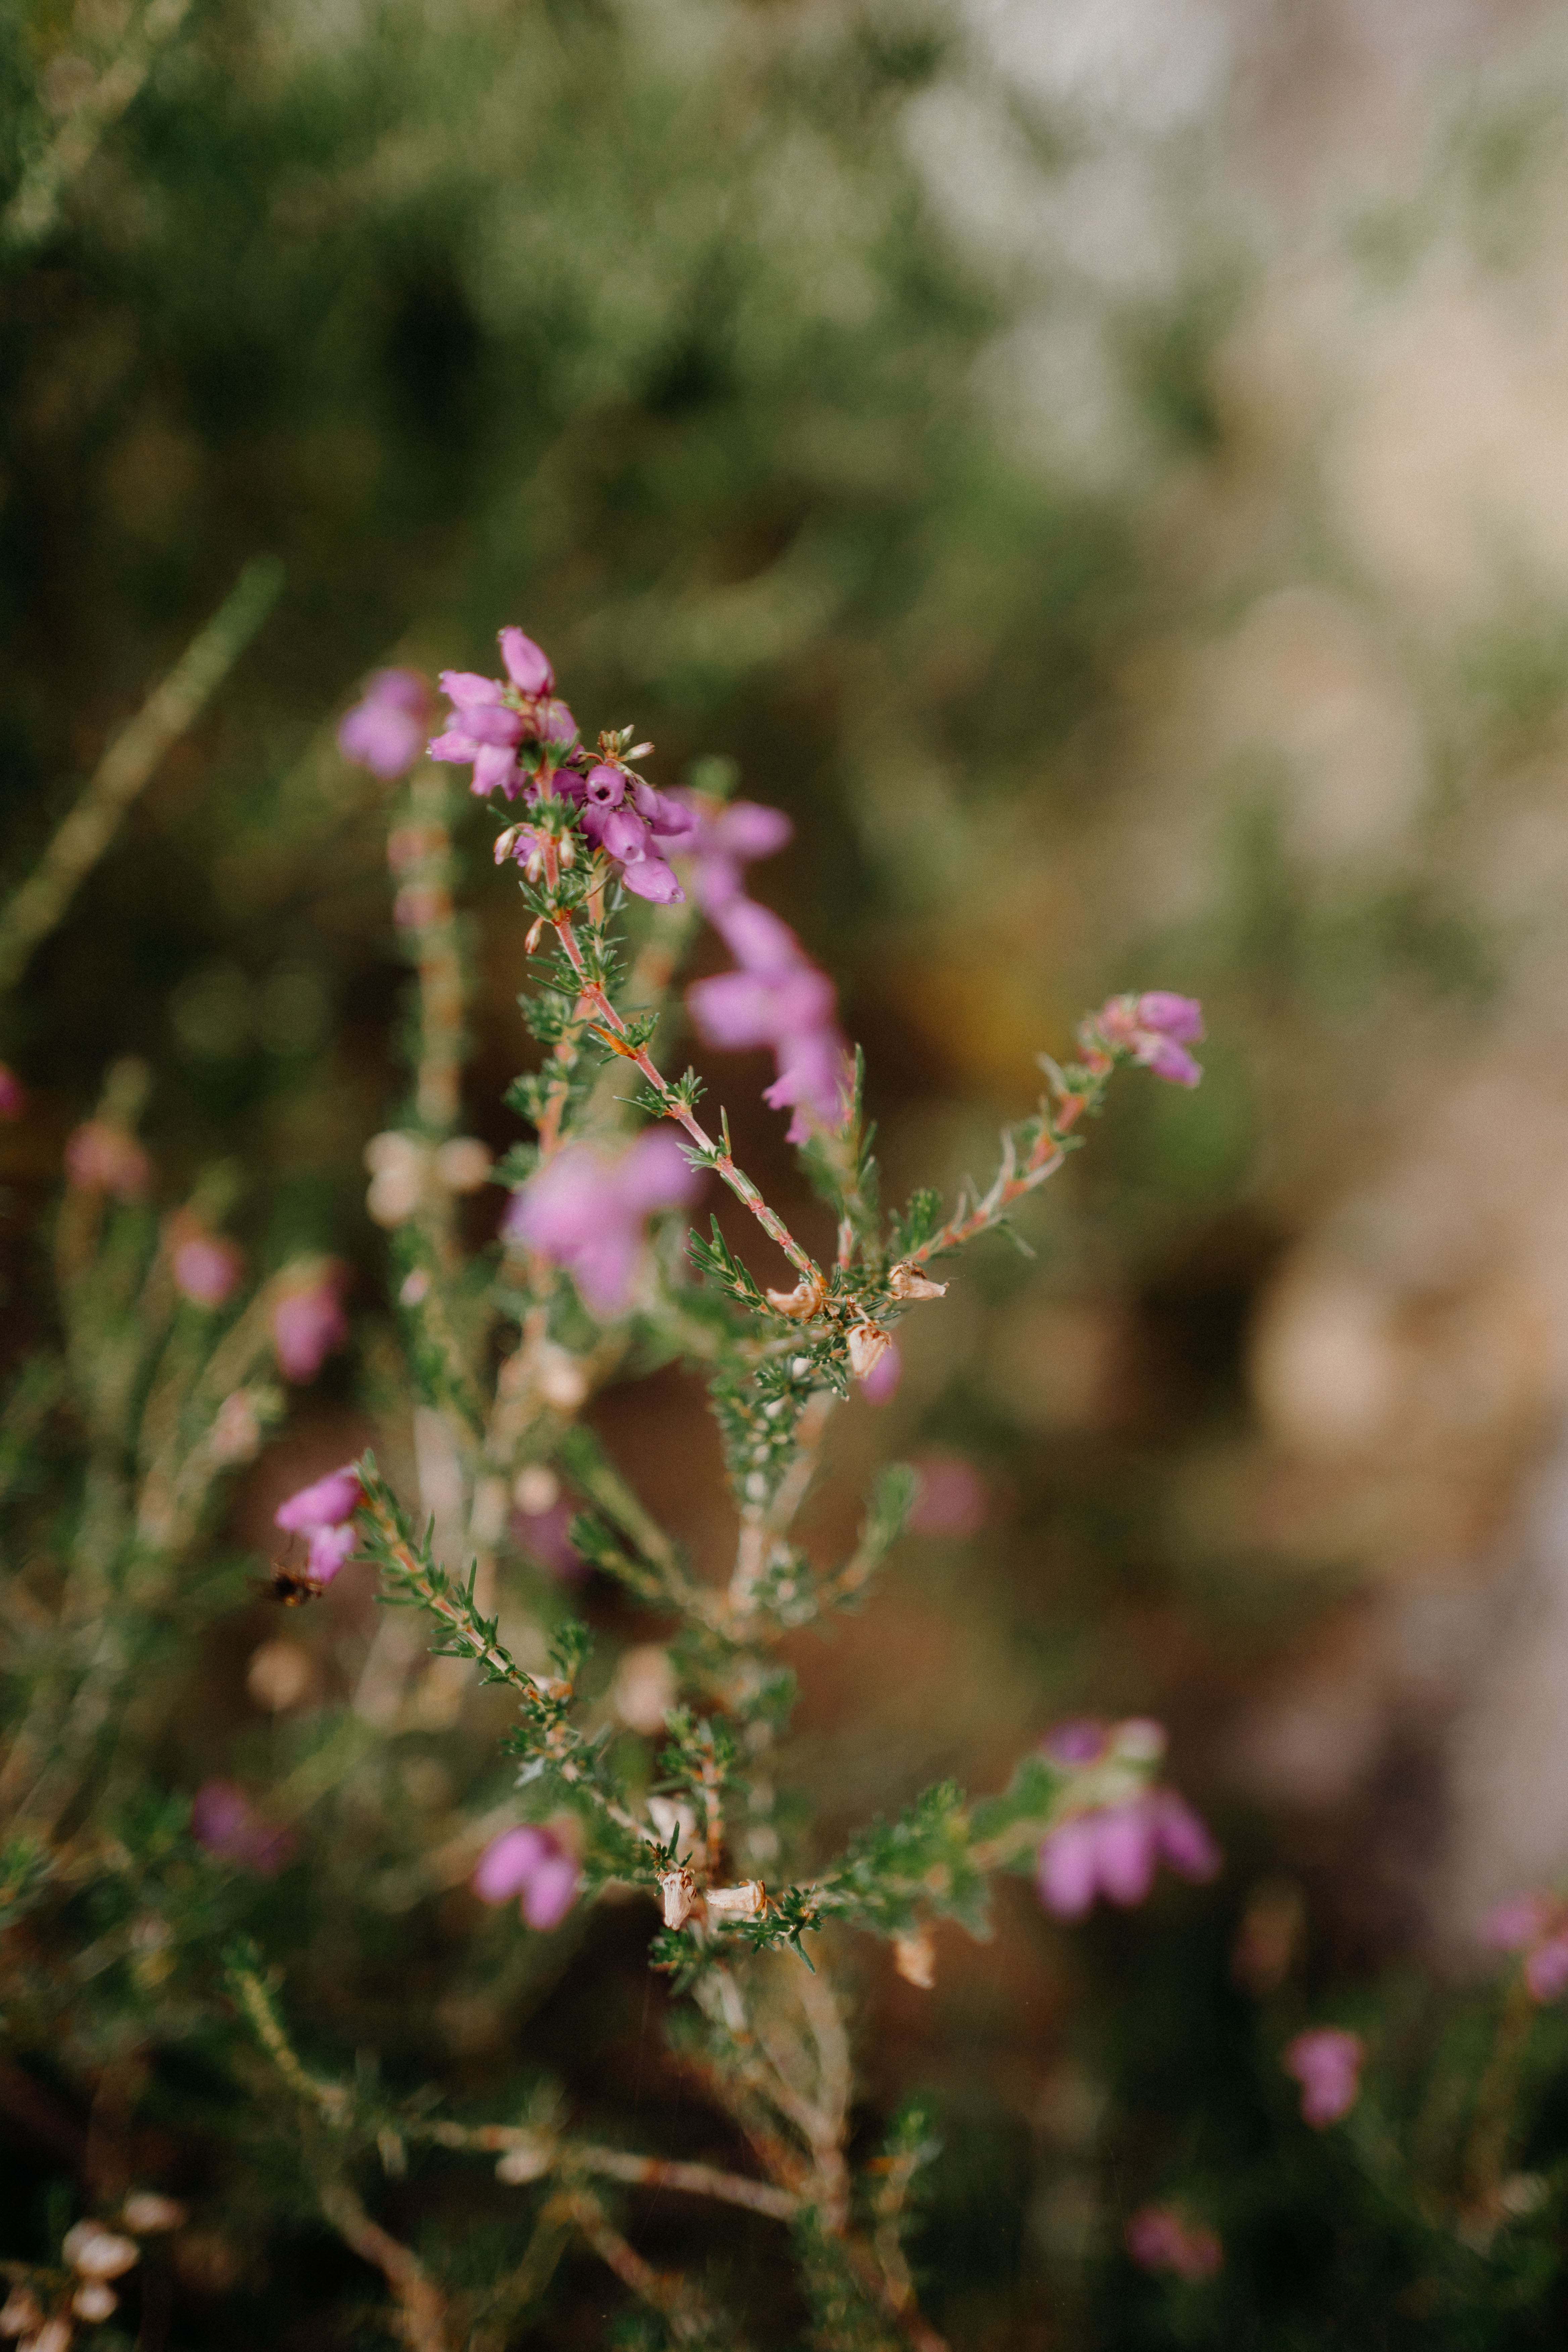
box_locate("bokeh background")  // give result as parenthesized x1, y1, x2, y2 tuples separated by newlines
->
(11, 0, 1568, 2340)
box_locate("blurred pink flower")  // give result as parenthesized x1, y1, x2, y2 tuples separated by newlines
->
(860, 1339, 902, 1405)
(272, 1268, 349, 1383)
(473, 1825, 579, 1929)
(1481, 1891, 1568, 2000)
(0, 1064, 24, 1120)
(511, 1498, 585, 1581)
(1283, 2027, 1363, 2127)
(907, 1454, 987, 1535)
(1094, 991, 1206, 1087)
(274, 1463, 362, 1584)
(674, 786, 850, 1141)
(65, 1120, 151, 1200)
(191, 1780, 294, 1874)
(1036, 1719, 1218, 1920)
(1125, 2204, 1221, 2282)
(337, 668, 433, 780)
(503, 1130, 701, 1319)
(1037, 1790, 1219, 1918)
(168, 1214, 244, 1308)
(676, 795, 794, 912)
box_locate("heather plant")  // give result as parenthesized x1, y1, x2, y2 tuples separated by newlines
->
(7, 621, 1568, 2351)
(0, 616, 1234, 2350)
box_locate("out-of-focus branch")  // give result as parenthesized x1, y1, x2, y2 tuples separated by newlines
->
(417, 2118, 798, 2221)
(1, 0, 195, 253)
(321, 2178, 450, 2352)
(0, 560, 282, 994)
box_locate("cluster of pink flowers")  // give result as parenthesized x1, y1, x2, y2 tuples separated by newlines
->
(431, 630, 579, 797)
(271, 1266, 350, 1383)
(426, 630, 694, 904)
(1125, 2204, 1222, 2282)
(550, 764, 695, 906)
(191, 1779, 295, 1874)
(683, 797, 851, 1142)
(274, 1464, 363, 1585)
(1093, 992, 1206, 1088)
(1283, 2027, 1363, 2127)
(1035, 1718, 1220, 1920)
(504, 1128, 701, 1319)
(473, 1824, 580, 1929)
(338, 668, 435, 780)
(1482, 1891, 1568, 2000)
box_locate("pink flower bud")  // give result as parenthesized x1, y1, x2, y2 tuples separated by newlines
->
(620, 853, 684, 904)
(473, 1825, 579, 1929)
(1283, 2027, 1363, 2127)
(1135, 991, 1204, 1043)
(274, 1464, 361, 1584)
(272, 1269, 349, 1383)
(505, 1132, 701, 1320)
(1126, 2204, 1221, 2282)
(337, 669, 433, 779)
(275, 1464, 362, 1533)
(1094, 991, 1206, 1087)
(0, 1064, 24, 1120)
(1526, 1933, 1568, 2001)
(498, 627, 554, 695)
(438, 670, 504, 708)
(170, 1222, 244, 1308)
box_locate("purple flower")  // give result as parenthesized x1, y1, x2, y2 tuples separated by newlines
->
(428, 630, 579, 803)
(191, 1780, 295, 1874)
(563, 772, 694, 903)
(676, 795, 794, 911)
(1041, 1717, 1112, 1767)
(1036, 1716, 1219, 1919)
(1481, 1891, 1568, 2000)
(1283, 2028, 1363, 2127)
(274, 1463, 362, 1585)
(860, 1338, 902, 1405)
(687, 919, 850, 1145)
(762, 1024, 852, 1139)
(686, 964, 836, 1051)
(473, 1824, 580, 1929)
(0, 1064, 24, 1120)
(272, 1268, 349, 1384)
(503, 1130, 702, 1319)
(337, 669, 434, 780)
(1125, 2205, 1222, 2282)
(499, 627, 554, 696)
(167, 1214, 244, 1308)
(675, 791, 851, 1140)
(1094, 991, 1206, 1087)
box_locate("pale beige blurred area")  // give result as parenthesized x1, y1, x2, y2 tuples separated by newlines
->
(915, 0, 1568, 1943)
